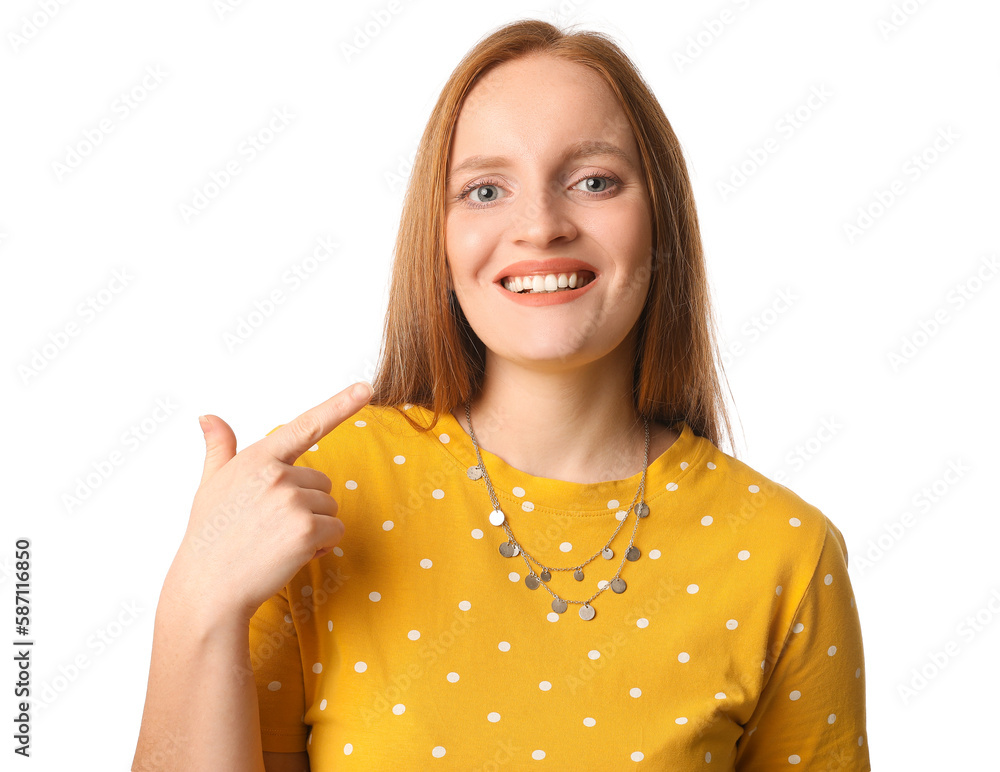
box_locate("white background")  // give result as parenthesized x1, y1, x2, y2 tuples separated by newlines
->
(2, 0, 998, 768)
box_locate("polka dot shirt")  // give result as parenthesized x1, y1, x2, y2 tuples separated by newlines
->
(249, 404, 870, 769)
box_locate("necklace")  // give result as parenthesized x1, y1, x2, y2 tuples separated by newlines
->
(462, 398, 650, 621)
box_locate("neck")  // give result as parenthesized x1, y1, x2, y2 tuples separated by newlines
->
(454, 340, 660, 485)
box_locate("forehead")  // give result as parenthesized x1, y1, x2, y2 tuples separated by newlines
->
(449, 54, 637, 164)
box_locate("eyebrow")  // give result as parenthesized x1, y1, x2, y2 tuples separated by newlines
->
(446, 139, 636, 185)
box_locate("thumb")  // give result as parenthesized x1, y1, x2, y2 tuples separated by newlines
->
(198, 414, 237, 486)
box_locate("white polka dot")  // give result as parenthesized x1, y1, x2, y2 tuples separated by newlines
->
(301, 586, 313, 597)
(512, 486, 525, 497)
(629, 687, 642, 698)
(508, 572, 520, 582)
(355, 419, 366, 427)
(788, 755, 801, 764)
(487, 711, 501, 722)
(738, 550, 750, 560)
(649, 549, 661, 559)
(588, 650, 600, 660)
(267, 681, 281, 691)
(726, 619, 738, 630)
(532, 750, 546, 760)
(546, 612, 560, 622)
(855, 667, 861, 678)
(631, 751, 645, 761)
(354, 661, 367, 673)
(666, 482, 678, 491)
(789, 517, 801, 527)
(776, 585, 783, 595)
(439, 433, 450, 443)
(471, 528, 483, 539)
(327, 620, 333, 631)
(312, 662, 322, 674)
(498, 641, 511, 652)
(432, 746, 446, 758)
(308, 444, 318, 452)
(608, 499, 619, 509)
(344, 743, 352, 754)
(687, 584, 699, 594)
(636, 618, 648, 628)
(393, 455, 405, 464)
(382, 520, 393, 530)
(583, 717, 596, 727)
(793, 622, 804, 633)
(824, 573, 833, 585)
(432, 489, 444, 499)
(284, 614, 292, 624)
(392, 703, 405, 715)
(539, 681, 551, 691)
(522, 501, 534, 512)
(459, 600, 471, 611)
(615, 510, 628, 521)
(677, 652, 690, 663)
(707, 461, 717, 469)
(332, 546, 343, 556)
(345, 480, 358, 490)
(369, 591, 381, 602)
(828, 713, 837, 724)
(598, 580, 610, 590)
(420, 558, 433, 568)
(858, 736, 864, 746)
(714, 692, 726, 699)
(408, 630, 420, 640)
(680, 461, 689, 470)
(675, 717, 688, 724)
(559, 542, 573, 552)
(701, 515, 713, 526)
(706, 751, 712, 762)
(748, 484, 759, 493)
(828, 645, 837, 656)
(447, 672, 459, 682)
(320, 699, 327, 710)
(789, 690, 801, 700)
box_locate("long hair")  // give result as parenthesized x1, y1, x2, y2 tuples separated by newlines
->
(367, 18, 738, 455)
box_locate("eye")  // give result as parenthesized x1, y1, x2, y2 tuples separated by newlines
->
(573, 176, 614, 193)
(457, 179, 508, 208)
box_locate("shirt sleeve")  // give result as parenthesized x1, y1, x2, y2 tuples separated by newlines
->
(247, 422, 309, 753)
(249, 583, 308, 752)
(735, 520, 871, 771)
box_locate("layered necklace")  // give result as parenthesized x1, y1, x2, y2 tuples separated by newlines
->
(462, 398, 650, 621)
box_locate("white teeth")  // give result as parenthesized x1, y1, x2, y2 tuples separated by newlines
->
(502, 272, 594, 294)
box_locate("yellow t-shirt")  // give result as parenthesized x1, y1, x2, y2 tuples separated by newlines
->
(250, 403, 870, 770)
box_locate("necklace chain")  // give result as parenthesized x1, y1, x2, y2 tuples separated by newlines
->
(463, 398, 651, 620)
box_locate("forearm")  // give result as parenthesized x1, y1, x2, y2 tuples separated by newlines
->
(132, 573, 266, 772)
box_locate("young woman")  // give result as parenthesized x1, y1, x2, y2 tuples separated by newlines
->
(133, 19, 870, 771)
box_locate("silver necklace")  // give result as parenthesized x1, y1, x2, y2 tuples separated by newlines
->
(463, 398, 650, 621)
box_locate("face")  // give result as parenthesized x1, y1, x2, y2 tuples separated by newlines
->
(444, 53, 653, 370)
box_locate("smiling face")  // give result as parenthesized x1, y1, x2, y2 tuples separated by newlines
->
(444, 53, 653, 370)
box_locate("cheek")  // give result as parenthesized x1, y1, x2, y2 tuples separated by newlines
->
(445, 215, 497, 273)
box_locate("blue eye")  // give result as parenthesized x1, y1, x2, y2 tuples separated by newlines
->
(455, 173, 622, 210)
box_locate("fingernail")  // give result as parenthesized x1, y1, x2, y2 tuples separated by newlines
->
(198, 415, 210, 433)
(352, 381, 373, 400)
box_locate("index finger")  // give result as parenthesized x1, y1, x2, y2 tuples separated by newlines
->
(263, 381, 373, 465)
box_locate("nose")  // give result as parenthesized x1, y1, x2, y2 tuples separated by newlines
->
(509, 179, 578, 248)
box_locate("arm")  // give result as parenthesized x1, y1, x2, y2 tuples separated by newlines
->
(131, 568, 267, 772)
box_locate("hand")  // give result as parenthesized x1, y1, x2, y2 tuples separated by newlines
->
(168, 381, 373, 622)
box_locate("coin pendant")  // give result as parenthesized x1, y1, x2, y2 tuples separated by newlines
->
(626, 546, 640, 561)
(524, 574, 540, 590)
(611, 577, 627, 593)
(579, 603, 596, 621)
(467, 465, 483, 480)
(574, 569, 585, 581)
(498, 542, 514, 557)
(635, 502, 649, 518)
(540, 570, 551, 582)
(602, 547, 614, 559)
(551, 598, 567, 613)
(489, 509, 505, 526)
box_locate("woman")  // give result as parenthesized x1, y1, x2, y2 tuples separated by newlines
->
(133, 19, 870, 771)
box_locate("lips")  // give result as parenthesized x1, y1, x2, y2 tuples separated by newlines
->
(492, 259, 600, 285)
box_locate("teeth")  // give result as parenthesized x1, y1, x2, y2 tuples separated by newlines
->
(502, 272, 594, 294)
